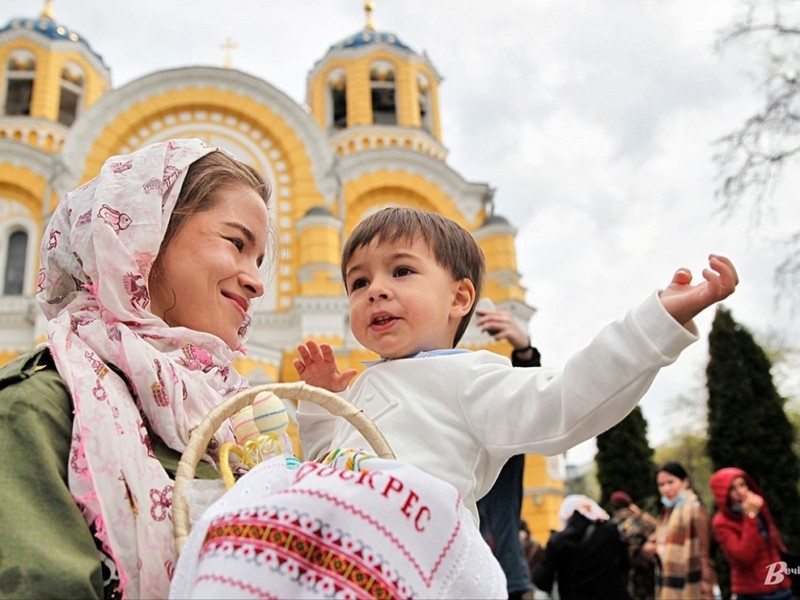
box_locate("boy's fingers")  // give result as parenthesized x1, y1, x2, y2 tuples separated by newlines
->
(709, 254, 739, 286)
(672, 268, 692, 285)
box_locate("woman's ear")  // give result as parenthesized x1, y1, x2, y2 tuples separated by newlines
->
(450, 278, 476, 318)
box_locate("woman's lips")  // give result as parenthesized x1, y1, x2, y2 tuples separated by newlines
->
(223, 292, 248, 318)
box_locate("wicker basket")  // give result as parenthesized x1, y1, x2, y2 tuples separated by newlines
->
(172, 381, 395, 554)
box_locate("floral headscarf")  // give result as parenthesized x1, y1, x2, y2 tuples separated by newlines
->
(37, 139, 255, 598)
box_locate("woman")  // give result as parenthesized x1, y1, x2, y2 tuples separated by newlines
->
(533, 494, 630, 600)
(709, 467, 793, 600)
(0, 139, 272, 598)
(650, 461, 716, 599)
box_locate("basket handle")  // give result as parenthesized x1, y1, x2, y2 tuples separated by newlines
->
(172, 381, 395, 554)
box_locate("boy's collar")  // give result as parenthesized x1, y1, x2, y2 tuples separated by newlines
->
(363, 348, 470, 367)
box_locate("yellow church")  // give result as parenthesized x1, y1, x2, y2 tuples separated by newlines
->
(0, 1, 565, 541)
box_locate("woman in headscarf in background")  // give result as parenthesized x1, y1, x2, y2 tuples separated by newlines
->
(533, 494, 630, 600)
(710, 467, 793, 600)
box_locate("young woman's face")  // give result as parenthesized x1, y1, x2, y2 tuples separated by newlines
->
(657, 470, 688, 502)
(728, 476, 750, 504)
(344, 235, 474, 359)
(149, 183, 268, 348)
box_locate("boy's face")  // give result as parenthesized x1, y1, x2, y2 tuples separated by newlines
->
(344, 235, 475, 359)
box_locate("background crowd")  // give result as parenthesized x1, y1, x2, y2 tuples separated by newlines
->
(487, 457, 798, 600)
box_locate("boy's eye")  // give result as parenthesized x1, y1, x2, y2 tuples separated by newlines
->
(351, 277, 368, 290)
(394, 267, 413, 277)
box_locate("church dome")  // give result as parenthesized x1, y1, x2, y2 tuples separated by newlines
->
(328, 29, 413, 54)
(1, 14, 106, 66)
(324, 1, 416, 57)
(480, 213, 511, 227)
(304, 205, 334, 217)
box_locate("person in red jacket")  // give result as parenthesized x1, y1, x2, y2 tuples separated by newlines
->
(709, 467, 794, 600)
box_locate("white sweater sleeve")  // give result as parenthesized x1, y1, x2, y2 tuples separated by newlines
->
(461, 291, 698, 456)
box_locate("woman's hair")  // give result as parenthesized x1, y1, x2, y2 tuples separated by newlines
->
(160, 150, 272, 252)
(341, 206, 486, 346)
(658, 461, 690, 481)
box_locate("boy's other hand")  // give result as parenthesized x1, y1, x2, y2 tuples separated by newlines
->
(293, 340, 357, 392)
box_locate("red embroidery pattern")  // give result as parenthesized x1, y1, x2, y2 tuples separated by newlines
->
(279, 487, 461, 586)
(194, 573, 278, 599)
(201, 513, 403, 599)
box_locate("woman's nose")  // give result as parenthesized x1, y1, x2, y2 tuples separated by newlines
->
(240, 266, 265, 298)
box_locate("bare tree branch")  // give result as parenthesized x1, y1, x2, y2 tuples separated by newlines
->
(714, 0, 800, 305)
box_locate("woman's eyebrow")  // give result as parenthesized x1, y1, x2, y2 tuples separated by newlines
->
(222, 221, 255, 244)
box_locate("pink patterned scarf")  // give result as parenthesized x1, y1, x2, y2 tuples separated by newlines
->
(36, 139, 252, 598)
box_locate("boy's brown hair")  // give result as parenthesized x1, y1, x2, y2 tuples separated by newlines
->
(341, 207, 485, 346)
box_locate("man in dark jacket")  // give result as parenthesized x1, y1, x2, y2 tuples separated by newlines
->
(534, 495, 630, 600)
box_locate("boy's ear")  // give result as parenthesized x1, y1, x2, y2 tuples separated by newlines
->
(450, 278, 476, 318)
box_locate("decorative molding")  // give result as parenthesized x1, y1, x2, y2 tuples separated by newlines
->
(339, 148, 490, 222)
(474, 220, 518, 238)
(0, 137, 57, 176)
(0, 117, 69, 153)
(329, 125, 447, 160)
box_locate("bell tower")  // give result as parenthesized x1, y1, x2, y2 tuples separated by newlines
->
(0, 0, 110, 153)
(306, 1, 445, 161)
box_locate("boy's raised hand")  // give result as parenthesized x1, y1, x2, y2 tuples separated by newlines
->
(658, 254, 739, 326)
(293, 340, 357, 392)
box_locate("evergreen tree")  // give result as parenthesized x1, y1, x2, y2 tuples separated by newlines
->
(706, 306, 800, 550)
(596, 406, 657, 513)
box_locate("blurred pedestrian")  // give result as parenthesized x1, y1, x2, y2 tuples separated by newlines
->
(709, 467, 794, 600)
(520, 519, 544, 591)
(611, 490, 658, 600)
(533, 494, 630, 600)
(645, 461, 716, 600)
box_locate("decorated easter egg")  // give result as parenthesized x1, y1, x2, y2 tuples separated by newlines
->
(231, 405, 260, 444)
(251, 391, 289, 436)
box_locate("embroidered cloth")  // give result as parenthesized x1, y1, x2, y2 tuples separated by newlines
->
(170, 456, 506, 599)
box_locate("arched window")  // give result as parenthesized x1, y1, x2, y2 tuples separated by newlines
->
(58, 63, 84, 126)
(328, 70, 347, 130)
(3, 230, 28, 295)
(370, 62, 396, 125)
(418, 74, 432, 133)
(4, 51, 36, 117)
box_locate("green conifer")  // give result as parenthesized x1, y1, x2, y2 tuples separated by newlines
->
(706, 306, 800, 550)
(596, 406, 658, 513)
